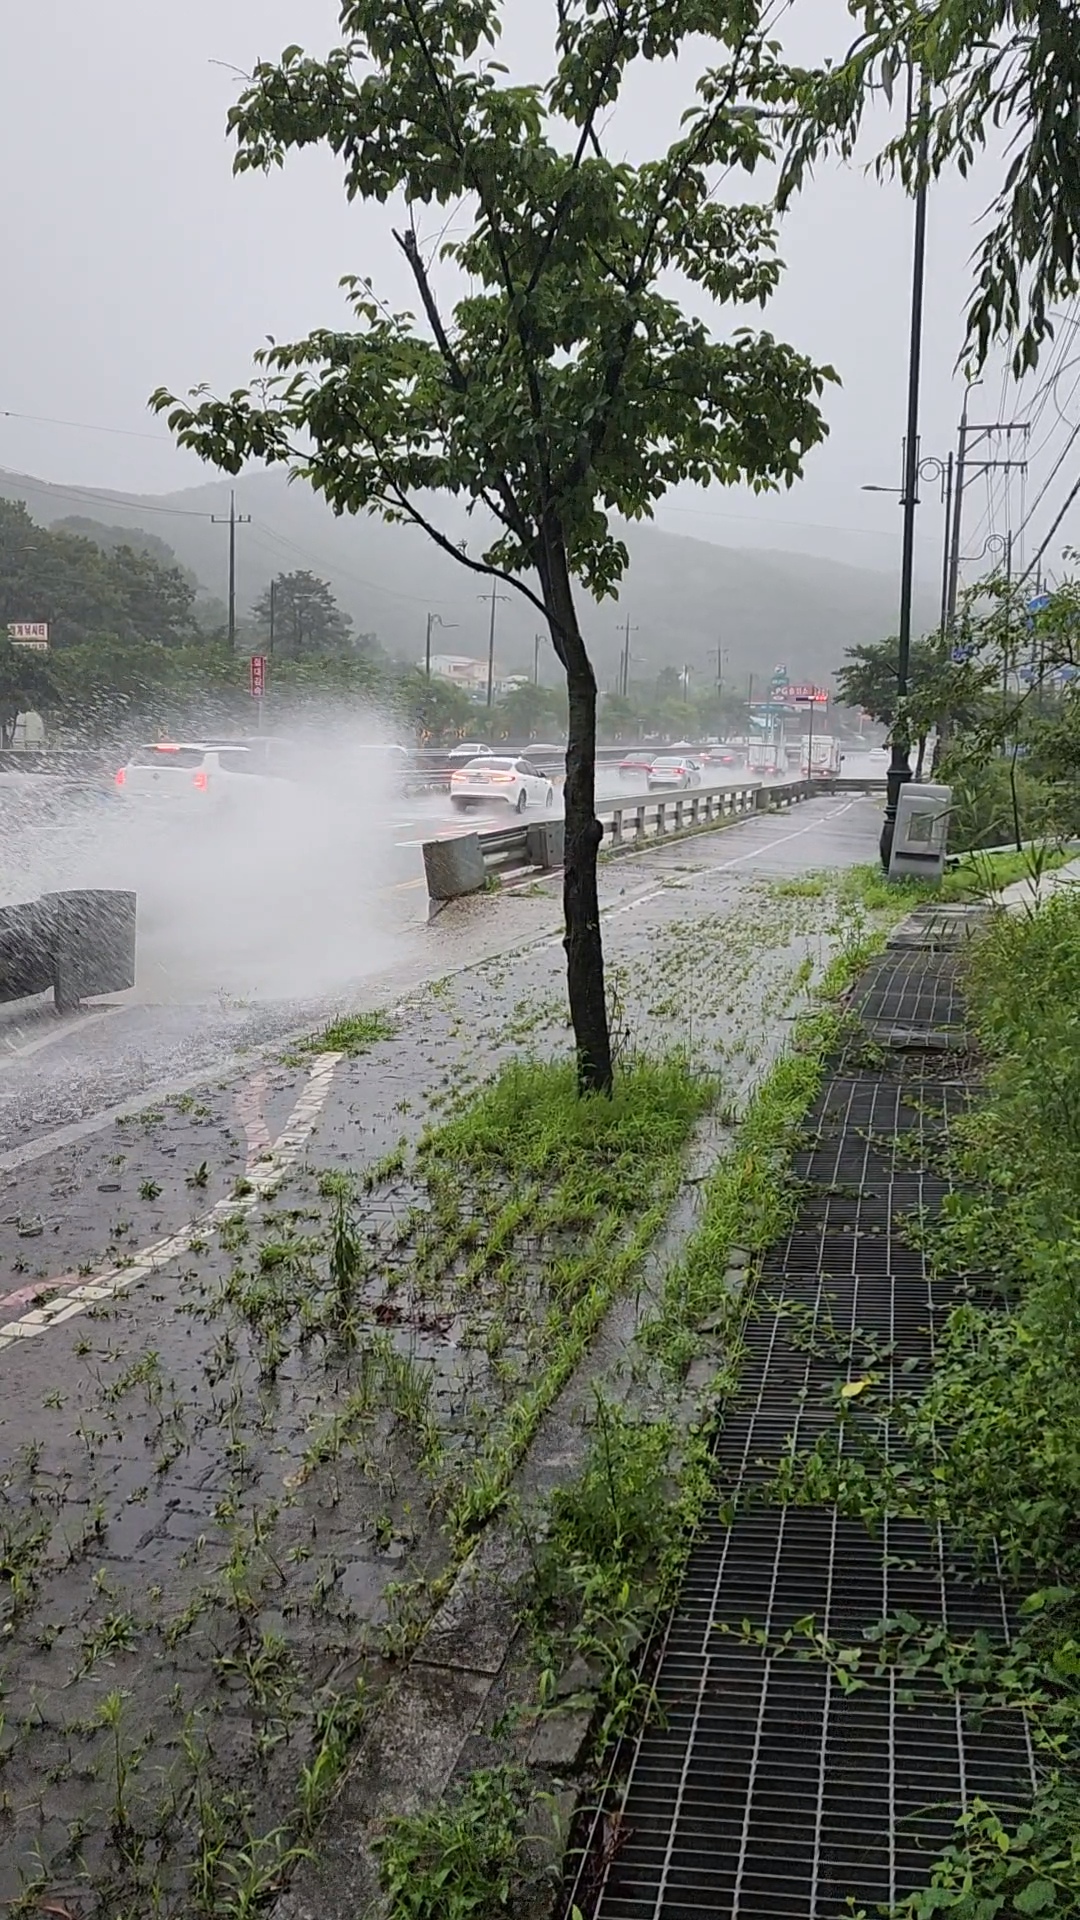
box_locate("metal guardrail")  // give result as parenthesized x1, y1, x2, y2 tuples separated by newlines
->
(465, 774, 888, 882)
(0, 888, 137, 1013)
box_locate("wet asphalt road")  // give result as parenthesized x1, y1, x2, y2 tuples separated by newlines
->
(0, 764, 866, 1155)
(0, 789, 881, 1157)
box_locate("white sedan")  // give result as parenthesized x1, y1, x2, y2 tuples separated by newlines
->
(450, 756, 555, 813)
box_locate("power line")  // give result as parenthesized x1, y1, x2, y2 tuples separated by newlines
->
(0, 471, 219, 519)
(0, 406, 170, 445)
(250, 519, 475, 611)
(1020, 465, 1080, 586)
(1010, 416, 1080, 552)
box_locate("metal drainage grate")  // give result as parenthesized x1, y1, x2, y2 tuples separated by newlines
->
(852, 950, 967, 1038)
(579, 957, 1033, 1920)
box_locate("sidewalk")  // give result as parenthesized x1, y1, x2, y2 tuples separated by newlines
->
(0, 795, 880, 1915)
(997, 851, 1080, 910)
(580, 932, 1033, 1918)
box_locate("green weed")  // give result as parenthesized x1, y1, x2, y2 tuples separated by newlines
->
(374, 1765, 540, 1920)
(295, 1010, 396, 1058)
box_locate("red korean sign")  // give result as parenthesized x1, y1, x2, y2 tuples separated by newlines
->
(250, 654, 267, 699)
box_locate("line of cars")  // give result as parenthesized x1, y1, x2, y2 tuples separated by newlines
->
(618, 742, 739, 791)
(110, 737, 561, 816)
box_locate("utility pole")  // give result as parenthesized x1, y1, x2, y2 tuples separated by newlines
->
(211, 490, 251, 651)
(938, 454, 953, 641)
(424, 611, 458, 676)
(480, 582, 511, 707)
(534, 633, 544, 685)
(1004, 528, 1014, 703)
(617, 614, 638, 698)
(713, 644, 727, 695)
(946, 400, 1028, 634)
(268, 578, 276, 656)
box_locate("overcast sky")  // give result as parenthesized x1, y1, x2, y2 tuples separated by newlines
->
(2, 0, 1076, 591)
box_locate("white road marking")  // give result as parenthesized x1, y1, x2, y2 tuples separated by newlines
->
(0, 1052, 343, 1354)
(0, 1004, 124, 1067)
(535, 799, 861, 948)
(704, 799, 856, 874)
(235, 1070, 272, 1161)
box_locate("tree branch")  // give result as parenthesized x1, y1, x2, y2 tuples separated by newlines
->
(395, 0, 551, 491)
(379, 477, 567, 639)
(393, 225, 468, 391)
(523, 0, 632, 301)
(560, 22, 773, 495)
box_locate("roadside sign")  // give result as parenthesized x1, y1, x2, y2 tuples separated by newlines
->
(951, 645, 970, 664)
(7, 621, 49, 651)
(250, 654, 266, 699)
(780, 684, 828, 705)
(1027, 593, 1051, 614)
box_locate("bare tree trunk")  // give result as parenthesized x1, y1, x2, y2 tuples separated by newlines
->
(915, 734, 927, 781)
(540, 523, 613, 1095)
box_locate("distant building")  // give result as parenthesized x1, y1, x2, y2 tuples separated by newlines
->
(421, 652, 512, 697)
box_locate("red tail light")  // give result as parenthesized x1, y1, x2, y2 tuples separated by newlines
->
(193, 770, 209, 791)
(114, 768, 126, 787)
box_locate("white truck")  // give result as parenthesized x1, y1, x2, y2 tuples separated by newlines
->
(747, 736, 784, 776)
(801, 734, 843, 778)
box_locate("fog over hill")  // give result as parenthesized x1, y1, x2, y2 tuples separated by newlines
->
(0, 465, 938, 691)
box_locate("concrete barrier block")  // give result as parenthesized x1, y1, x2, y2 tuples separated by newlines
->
(0, 899, 55, 1004)
(48, 889, 137, 1011)
(525, 819, 565, 869)
(423, 833, 487, 901)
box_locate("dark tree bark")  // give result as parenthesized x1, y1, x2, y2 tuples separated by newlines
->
(539, 519, 613, 1095)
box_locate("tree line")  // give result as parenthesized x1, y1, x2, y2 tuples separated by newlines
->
(836, 578, 1080, 849)
(1, 497, 787, 749)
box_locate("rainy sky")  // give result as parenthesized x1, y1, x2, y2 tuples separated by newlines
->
(1, 0, 1071, 580)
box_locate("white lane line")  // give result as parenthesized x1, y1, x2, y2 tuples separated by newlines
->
(0, 1004, 124, 1067)
(535, 801, 860, 949)
(235, 1071, 272, 1162)
(0, 1051, 343, 1355)
(703, 799, 856, 874)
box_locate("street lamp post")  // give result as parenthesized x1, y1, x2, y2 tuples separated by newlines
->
(479, 583, 511, 707)
(863, 453, 954, 642)
(877, 65, 930, 871)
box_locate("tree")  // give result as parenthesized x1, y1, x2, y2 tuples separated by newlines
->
(0, 639, 62, 747)
(780, 0, 1080, 376)
(0, 500, 201, 651)
(152, 0, 835, 1092)
(835, 635, 956, 730)
(397, 667, 476, 745)
(105, 544, 199, 648)
(252, 570, 354, 658)
(493, 680, 566, 743)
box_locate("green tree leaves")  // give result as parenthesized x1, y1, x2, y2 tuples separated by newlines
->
(251, 570, 354, 660)
(0, 498, 199, 651)
(780, 0, 1080, 376)
(150, 0, 840, 1090)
